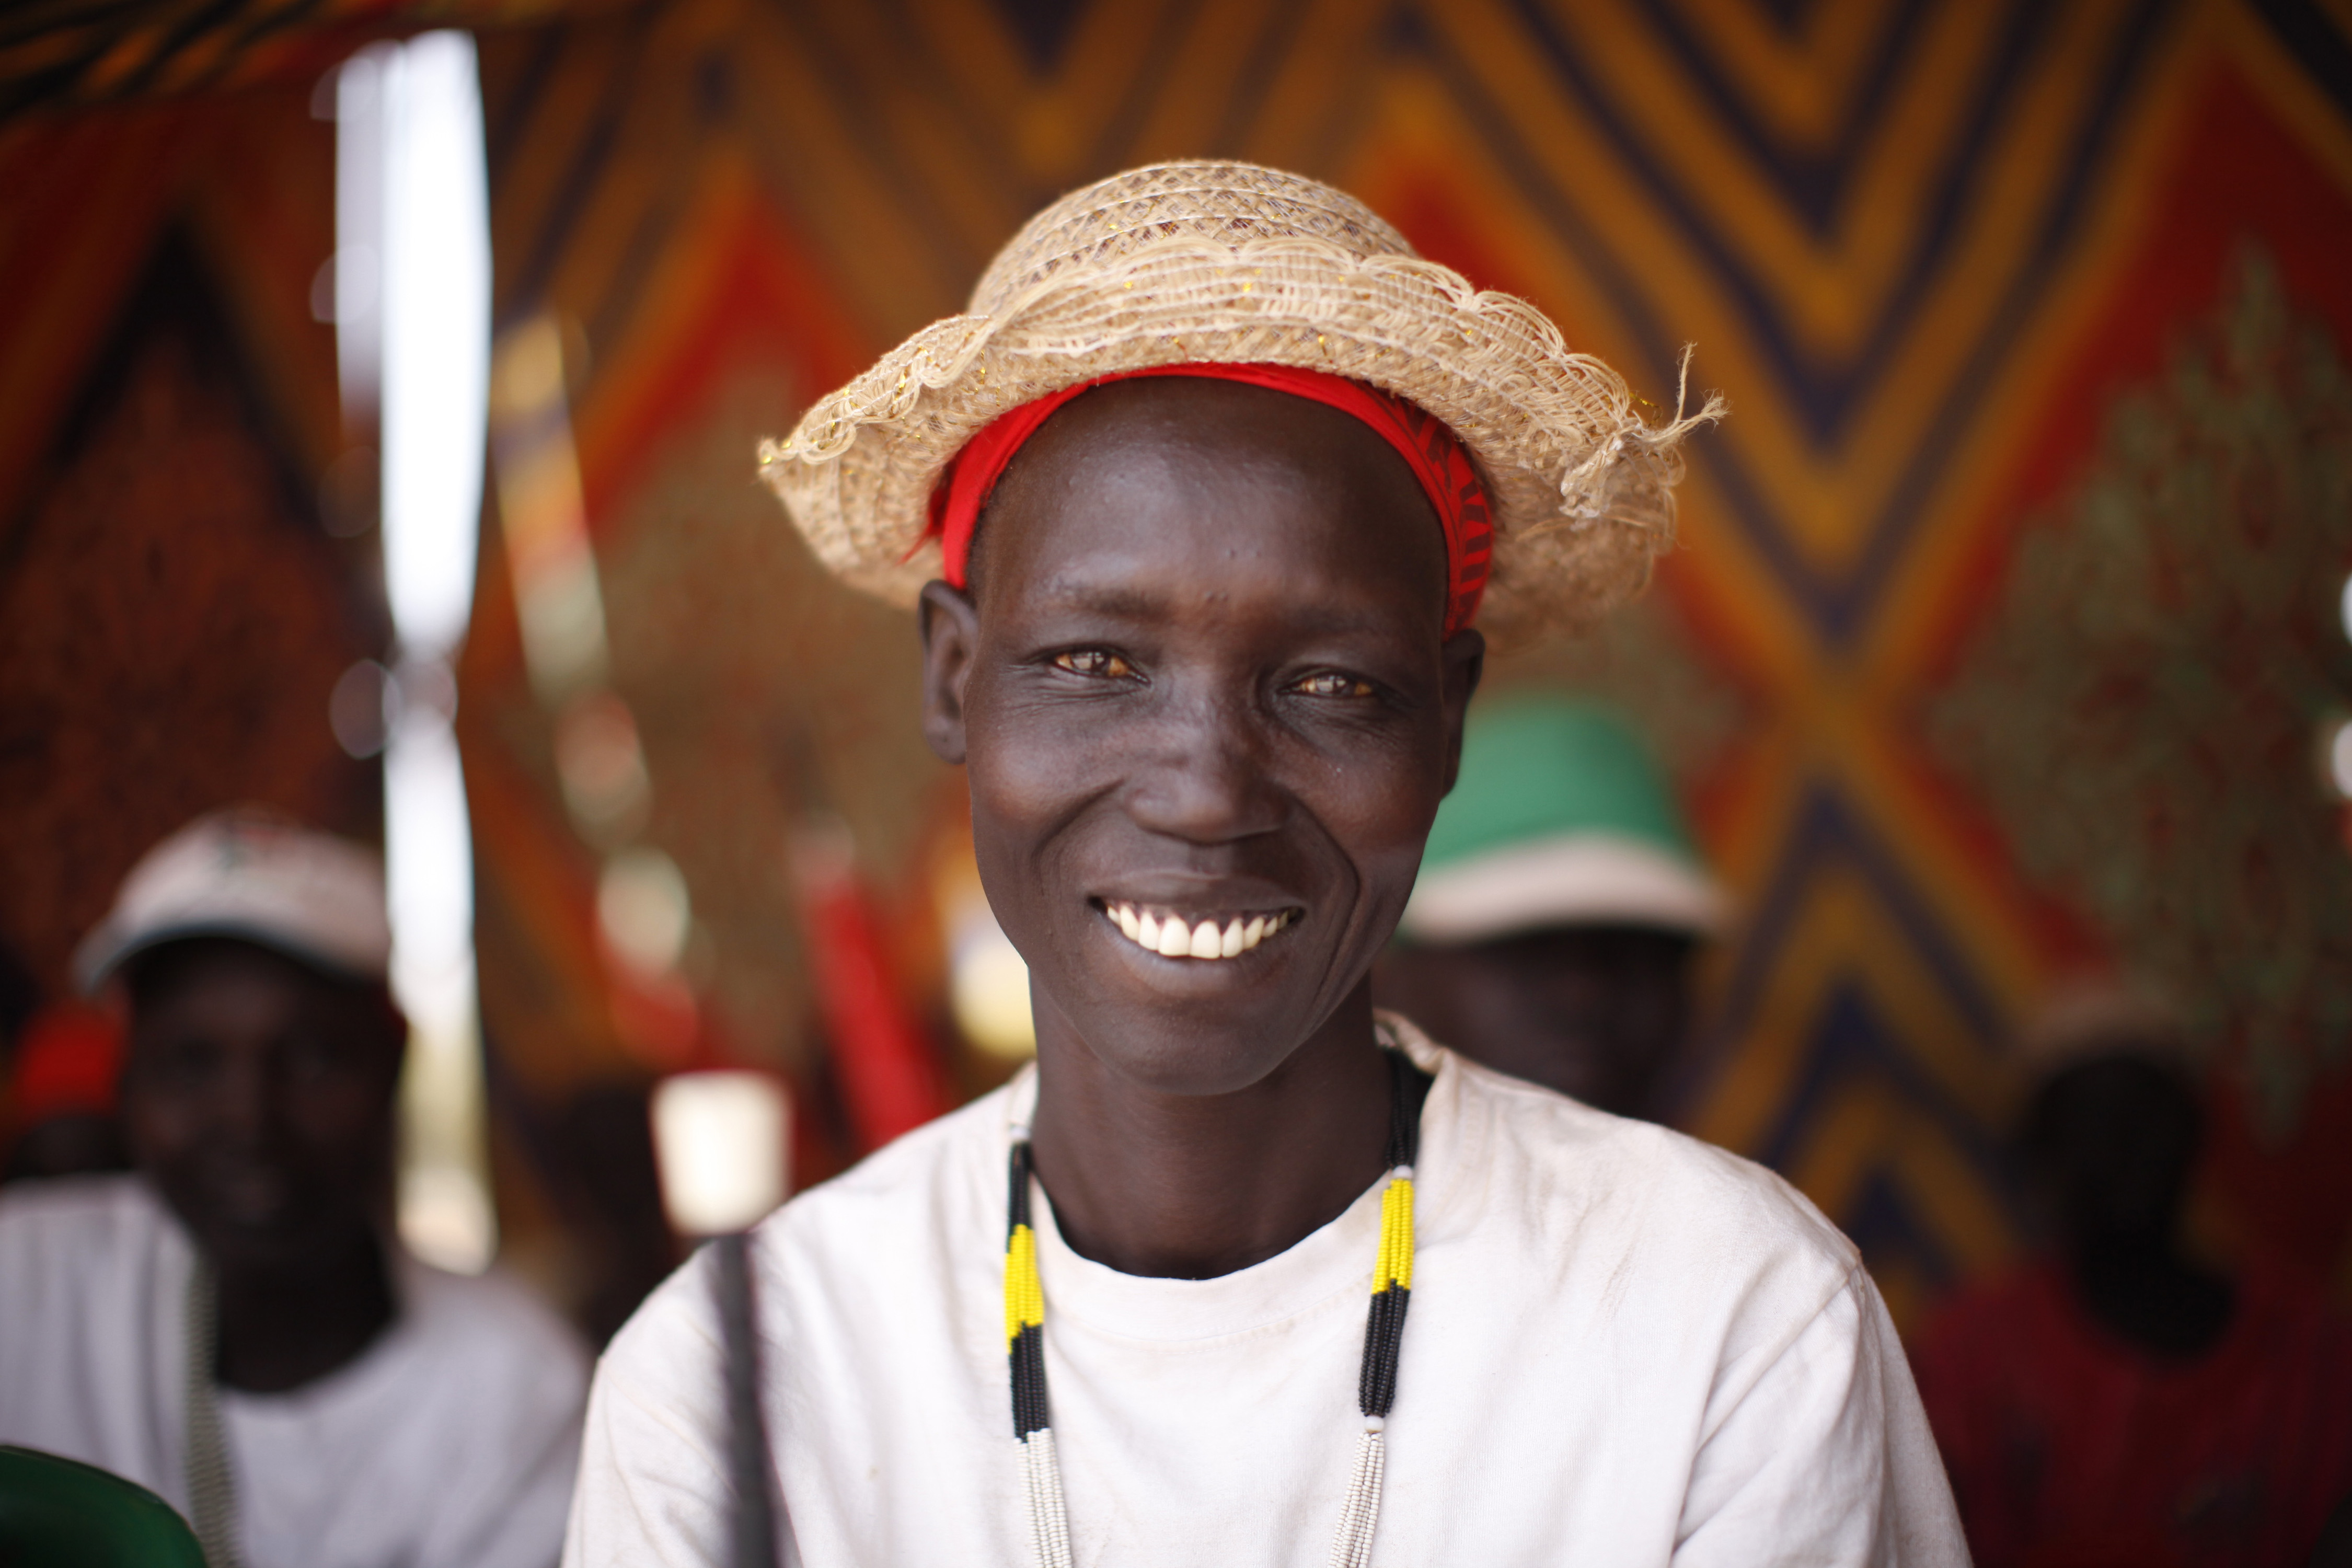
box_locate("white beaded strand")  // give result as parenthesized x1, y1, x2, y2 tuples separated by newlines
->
(1327, 1416, 1388, 1568)
(1022, 1427, 1075, 1568)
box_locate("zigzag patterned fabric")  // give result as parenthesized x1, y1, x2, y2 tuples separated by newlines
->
(8, 0, 2347, 1317)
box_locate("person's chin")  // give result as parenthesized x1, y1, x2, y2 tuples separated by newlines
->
(1043, 914, 1353, 1096)
(1065, 1017, 1306, 1097)
(199, 1222, 338, 1273)
(194, 1197, 371, 1272)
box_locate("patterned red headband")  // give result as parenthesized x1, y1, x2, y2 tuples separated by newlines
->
(921, 363, 1493, 638)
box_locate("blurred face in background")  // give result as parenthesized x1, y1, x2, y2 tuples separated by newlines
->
(1375, 925, 1697, 1117)
(120, 939, 403, 1273)
(2020, 1050, 2201, 1248)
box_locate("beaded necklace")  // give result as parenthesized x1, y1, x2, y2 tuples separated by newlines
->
(1003, 1035, 1433, 1568)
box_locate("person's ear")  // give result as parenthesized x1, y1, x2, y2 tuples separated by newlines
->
(918, 579, 982, 766)
(1436, 627, 1485, 794)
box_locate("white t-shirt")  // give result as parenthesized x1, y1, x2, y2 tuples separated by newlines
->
(568, 1022, 1965, 1566)
(0, 1173, 589, 1568)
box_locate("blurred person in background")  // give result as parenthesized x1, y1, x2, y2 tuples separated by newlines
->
(1913, 986, 2352, 1567)
(1374, 695, 1725, 1120)
(3, 999, 131, 1182)
(0, 809, 589, 1568)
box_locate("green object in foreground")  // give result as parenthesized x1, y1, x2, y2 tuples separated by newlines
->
(0, 1445, 208, 1567)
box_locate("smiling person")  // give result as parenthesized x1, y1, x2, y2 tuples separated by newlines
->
(568, 163, 1963, 1566)
(0, 810, 588, 1568)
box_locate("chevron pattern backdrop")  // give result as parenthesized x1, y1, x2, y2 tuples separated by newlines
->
(4, 0, 2349, 1326)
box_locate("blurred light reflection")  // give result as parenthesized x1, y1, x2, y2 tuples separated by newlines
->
(338, 30, 497, 1273)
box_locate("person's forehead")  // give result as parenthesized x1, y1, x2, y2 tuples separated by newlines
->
(1018, 376, 1416, 486)
(128, 938, 339, 1018)
(980, 380, 1445, 610)
(1007, 560, 1433, 645)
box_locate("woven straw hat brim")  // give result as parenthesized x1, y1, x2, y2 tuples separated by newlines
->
(762, 223, 1717, 648)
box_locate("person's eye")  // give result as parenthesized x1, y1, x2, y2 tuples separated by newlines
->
(150, 1042, 216, 1086)
(1051, 649, 1136, 680)
(283, 1040, 339, 1081)
(1290, 671, 1377, 698)
(273, 1028, 362, 1087)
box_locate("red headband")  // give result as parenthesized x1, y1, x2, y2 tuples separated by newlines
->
(921, 364, 1492, 637)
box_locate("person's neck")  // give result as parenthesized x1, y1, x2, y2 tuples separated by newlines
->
(1027, 986, 1392, 1280)
(211, 1227, 397, 1394)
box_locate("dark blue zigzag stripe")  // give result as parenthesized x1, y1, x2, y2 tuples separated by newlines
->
(1480, 0, 2163, 442)
(484, 23, 566, 180)
(1843, 1168, 1969, 1293)
(1751, 979, 2024, 1233)
(985, 0, 1091, 72)
(1712, 785, 2005, 1053)
(1202, 0, 1321, 157)
(493, 9, 656, 327)
(1631, 0, 1940, 234)
(1411, 0, 2171, 642)
(2250, 0, 2352, 117)
(1753, 0, 1833, 33)
(1398, 26, 1869, 634)
(1697, 788, 2027, 1260)
(492, 0, 1329, 371)
(1073, 0, 1221, 187)
(742, 0, 1002, 302)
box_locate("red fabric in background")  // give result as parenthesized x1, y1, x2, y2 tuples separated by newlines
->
(1913, 1259, 2352, 1567)
(7, 1003, 124, 1122)
(789, 854, 952, 1154)
(921, 364, 1494, 638)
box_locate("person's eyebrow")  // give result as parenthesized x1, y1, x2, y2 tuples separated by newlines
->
(1024, 578, 1169, 621)
(1022, 574, 1432, 641)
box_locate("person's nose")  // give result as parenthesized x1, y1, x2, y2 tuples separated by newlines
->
(1122, 685, 1286, 845)
(212, 1048, 274, 1148)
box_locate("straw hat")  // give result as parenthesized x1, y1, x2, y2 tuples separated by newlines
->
(759, 161, 1721, 645)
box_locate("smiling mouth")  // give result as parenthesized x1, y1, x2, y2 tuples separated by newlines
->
(1099, 901, 1299, 961)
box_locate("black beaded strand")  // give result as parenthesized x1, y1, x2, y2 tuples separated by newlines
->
(1355, 1046, 1432, 1422)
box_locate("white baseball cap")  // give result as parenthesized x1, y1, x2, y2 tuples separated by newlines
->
(2015, 976, 2195, 1080)
(74, 808, 391, 993)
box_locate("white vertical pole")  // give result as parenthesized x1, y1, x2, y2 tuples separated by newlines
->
(368, 29, 496, 1273)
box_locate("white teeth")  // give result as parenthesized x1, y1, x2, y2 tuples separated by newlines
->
(1156, 917, 1192, 958)
(1103, 902, 1295, 962)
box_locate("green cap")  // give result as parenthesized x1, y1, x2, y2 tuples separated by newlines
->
(1402, 695, 1724, 942)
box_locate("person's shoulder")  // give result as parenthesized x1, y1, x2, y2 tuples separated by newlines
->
(0, 1171, 176, 1261)
(1403, 1025, 1860, 1295)
(602, 1079, 1017, 1375)
(398, 1254, 591, 1391)
(753, 1075, 1015, 1274)
(780, 1078, 1014, 1221)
